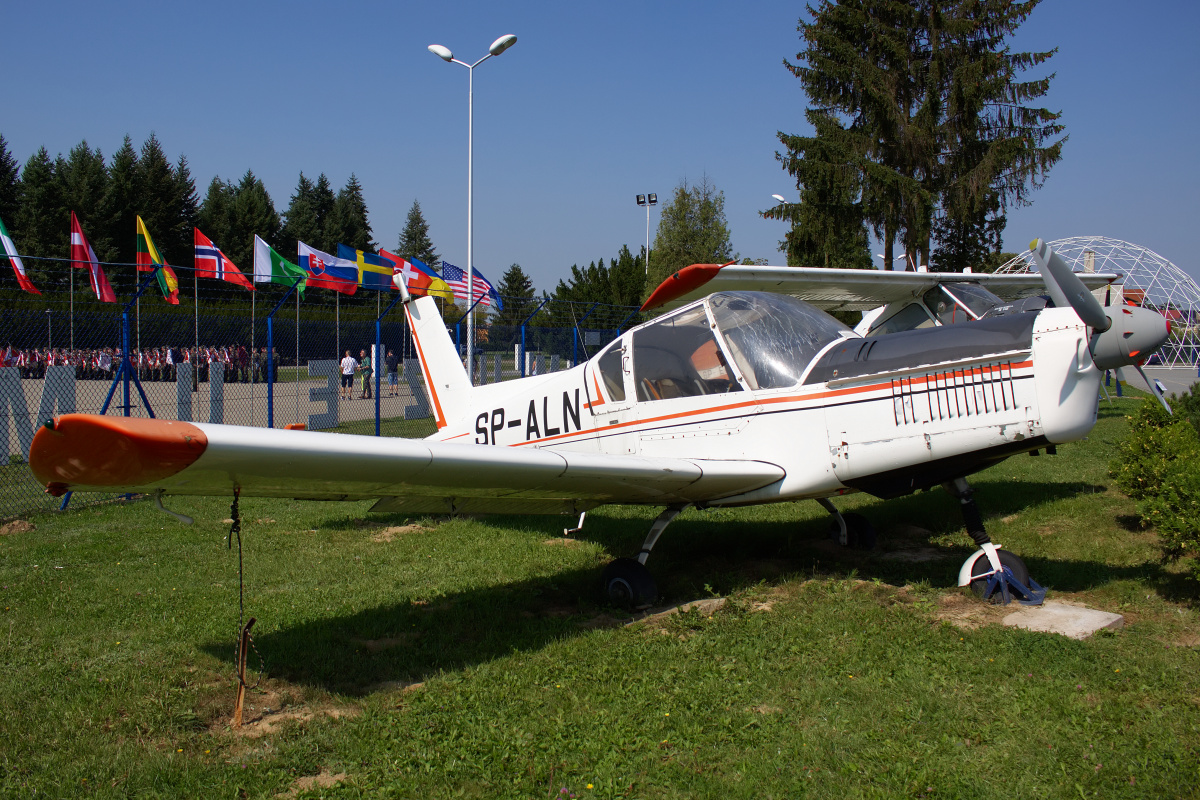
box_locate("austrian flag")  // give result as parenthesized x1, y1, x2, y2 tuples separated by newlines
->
(194, 228, 253, 291)
(70, 211, 116, 302)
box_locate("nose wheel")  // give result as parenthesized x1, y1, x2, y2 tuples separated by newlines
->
(966, 547, 1045, 605)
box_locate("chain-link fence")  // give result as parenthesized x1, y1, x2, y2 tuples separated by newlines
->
(2, 257, 641, 519)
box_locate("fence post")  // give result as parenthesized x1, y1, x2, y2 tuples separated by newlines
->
(376, 292, 404, 436)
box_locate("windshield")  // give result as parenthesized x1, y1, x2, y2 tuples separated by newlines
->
(708, 292, 852, 390)
(923, 283, 1004, 325)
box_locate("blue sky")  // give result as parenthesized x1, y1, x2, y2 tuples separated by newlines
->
(5, 0, 1198, 292)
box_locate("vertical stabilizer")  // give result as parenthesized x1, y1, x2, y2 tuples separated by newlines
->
(404, 295, 471, 429)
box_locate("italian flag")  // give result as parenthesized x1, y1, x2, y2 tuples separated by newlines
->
(253, 235, 306, 293)
(136, 216, 179, 304)
(0, 214, 40, 295)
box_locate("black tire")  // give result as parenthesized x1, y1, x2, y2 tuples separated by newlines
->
(829, 512, 877, 550)
(969, 549, 1031, 604)
(601, 558, 658, 610)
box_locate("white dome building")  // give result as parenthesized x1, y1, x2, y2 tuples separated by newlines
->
(995, 236, 1199, 369)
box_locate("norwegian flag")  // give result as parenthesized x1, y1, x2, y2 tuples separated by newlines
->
(195, 228, 254, 291)
(441, 262, 502, 308)
(70, 212, 117, 302)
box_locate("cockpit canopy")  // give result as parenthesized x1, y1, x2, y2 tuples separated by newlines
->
(627, 291, 852, 401)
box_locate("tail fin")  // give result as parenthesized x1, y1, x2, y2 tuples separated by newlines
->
(404, 295, 470, 429)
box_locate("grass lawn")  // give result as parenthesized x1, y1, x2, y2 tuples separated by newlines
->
(0, 392, 1197, 798)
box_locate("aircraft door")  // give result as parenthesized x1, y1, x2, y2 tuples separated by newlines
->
(584, 335, 637, 454)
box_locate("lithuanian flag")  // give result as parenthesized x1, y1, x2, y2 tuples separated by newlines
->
(136, 216, 179, 304)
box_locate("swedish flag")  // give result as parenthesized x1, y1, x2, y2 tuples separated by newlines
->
(337, 244, 394, 291)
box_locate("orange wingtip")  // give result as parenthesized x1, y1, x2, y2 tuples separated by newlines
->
(30, 414, 208, 491)
(640, 262, 732, 311)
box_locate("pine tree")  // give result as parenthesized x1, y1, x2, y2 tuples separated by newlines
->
(137, 132, 186, 263)
(102, 135, 140, 268)
(648, 176, 734, 290)
(325, 174, 374, 253)
(0, 134, 20, 227)
(197, 176, 236, 250)
(14, 147, 64, 287)
(396, 199, 439, 267)
(174, 154, 200, 253)
(609, 244, 647, 309)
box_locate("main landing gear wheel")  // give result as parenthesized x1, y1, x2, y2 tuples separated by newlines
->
(828, 512, 877, 550)
(969, 550, 1042, 605)
(602, 558, 658, 611)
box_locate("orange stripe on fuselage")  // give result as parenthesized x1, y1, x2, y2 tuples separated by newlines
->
(513, 359, 1035, 447)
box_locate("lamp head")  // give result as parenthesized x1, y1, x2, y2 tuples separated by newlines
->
(647, 193, 657, 205)
(489, 34, 518, 55)
(428, 44, 454, 61)
(771, 194, 786, 203)
(636, 195, 646, 206)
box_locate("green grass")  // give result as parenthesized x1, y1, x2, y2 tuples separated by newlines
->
(1, 393, 1197, 798)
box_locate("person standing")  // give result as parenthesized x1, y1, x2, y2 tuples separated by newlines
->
(385, 349, 399, 397)
(339, 349, 358, 400)
(358, 348, 372, 399)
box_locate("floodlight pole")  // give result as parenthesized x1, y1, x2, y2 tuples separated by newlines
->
(636, 193, 657, 275)
(429, 34, 517, 384)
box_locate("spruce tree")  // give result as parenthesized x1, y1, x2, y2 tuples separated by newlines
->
(197, 176, 236, 251)
(648, 176, 734, 290)
(225, 170, 280, 273)
(102, 135, 140, 267)
(325, 173, 374, 253)
(396, 199, 439, 267)
(137, 132, 185, 263)
(311, 174, 336, 252)
(57, 141, 113, 260)
(0, 134, 20, 227)
(14, 147, 64, 287)
(493, 263, 535, 327)
(280, 173, 321, 259)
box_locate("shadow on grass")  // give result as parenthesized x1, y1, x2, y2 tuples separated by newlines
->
(201, 475, 1190, 694)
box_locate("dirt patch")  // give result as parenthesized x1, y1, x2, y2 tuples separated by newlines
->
(750, 601, 775, 613)
(209, 687, 360, 739)
(542, 537, 582, 547)
(751, 704, 781, 715)
(933, 591, 1009, 630)
(880, 547, 952, 563)
(888, 523, 934, 540)
(351, 635, 414, 652)
(277, 770, 348, 798)
(0, 520, 34, 536)
(226, 704, 359, 739)
(1171, 632, 1200, 648)
(634, 597, 727, 626)
(371, 524, 432, 542)
(362, 680, 425, 695)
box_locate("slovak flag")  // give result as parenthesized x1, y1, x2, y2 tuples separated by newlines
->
(297, 241, 358, 295)
(378, 249, 454, 300)
(71, 212, 117, 302)
(194, 228, 254, 291)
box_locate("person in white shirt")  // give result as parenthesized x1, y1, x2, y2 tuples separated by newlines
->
(339, 350, 358, 399)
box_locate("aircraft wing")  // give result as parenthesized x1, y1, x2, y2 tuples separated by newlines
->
(30, 415, 785, 516)
(642, 264, 1122, 312)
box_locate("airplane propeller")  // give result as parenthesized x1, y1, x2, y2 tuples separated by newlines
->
(1029, 238, 1173, 414)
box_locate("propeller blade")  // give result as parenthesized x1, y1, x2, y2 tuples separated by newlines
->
(1133, 364, 1173, 415)
(1029, 239, 1111, 331)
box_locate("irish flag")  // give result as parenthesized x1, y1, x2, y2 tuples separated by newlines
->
(253, 235, 306, 293)
(136, 216, 179, 304)
(0, 214, 40, 295)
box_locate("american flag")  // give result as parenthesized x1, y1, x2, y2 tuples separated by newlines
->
(441, 262, 502, 309)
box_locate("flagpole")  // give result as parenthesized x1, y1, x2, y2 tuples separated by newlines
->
(295, 287, 300, 427)
(193, 271, 199, 394)
(336, 292, 340, 364)
(250, 290, 256, 426)
(70, 267, 74, 351)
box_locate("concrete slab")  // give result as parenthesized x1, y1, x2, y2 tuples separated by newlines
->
(1002, 601, 1124, 640)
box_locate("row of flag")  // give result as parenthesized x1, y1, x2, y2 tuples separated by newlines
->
(1, 213, 503, 309)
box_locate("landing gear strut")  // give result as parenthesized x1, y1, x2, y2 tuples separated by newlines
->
(947, 478, 1045, 606)
(818, 498, 876, 550)
(601, 504, 689, 610)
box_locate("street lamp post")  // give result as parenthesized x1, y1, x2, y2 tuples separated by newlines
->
(429, 34, 517, 383)
(635, 193, 656, 275)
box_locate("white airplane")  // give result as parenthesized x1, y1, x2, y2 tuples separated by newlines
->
(29, 240, 1172, 609)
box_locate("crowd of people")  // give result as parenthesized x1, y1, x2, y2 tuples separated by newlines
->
(2, 344, 280, 383)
